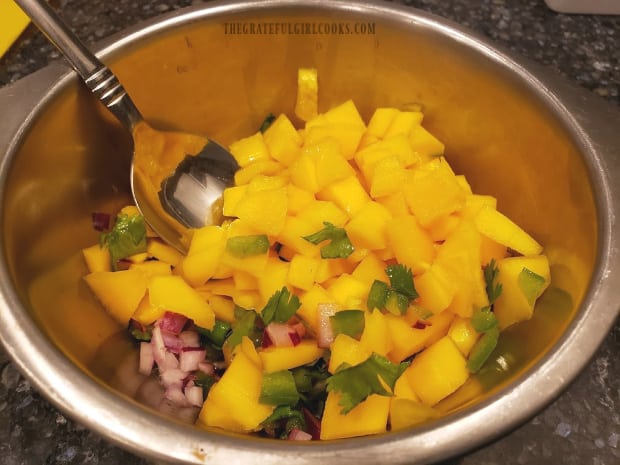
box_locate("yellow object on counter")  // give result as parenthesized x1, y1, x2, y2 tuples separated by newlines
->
(0, 1, 30, 58)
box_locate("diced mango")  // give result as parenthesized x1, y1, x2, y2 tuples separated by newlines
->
(296, 200, 348, 230)
(304, 124, 364, 160)
(289, 153, 319, 193)
(384, 111, 424, 138)
(474, 205, 543, 256)
(327, 274, 368, 309)
(180, 226, 227, 287)
(147, 275, 215, 330)
(286, 184, 315, 215)
(369, 156, 407, 198)
(346, 201, 392, 250)
(328, 333, 371, 373)
(320, 393, 390, 439)
(389, 398, 439, 431)
(447, 317, 480, 356)
(82, 244, 111, 273)
(257, 257, 290, 303)
(409, 124, 445, 159)
(263, 113, 303, 165)
(493, 255, 551, 329)
(84, 269, 148, 325)
(298, 284, 336, 332)
(305, 138, 355, 189)
(295, 67, 318, 122)
(229, 131, 271, 168)
(317, 175, 371, 217)
(414, 264, 457, 315)
(128, 260, 172, 279)
(351, 253, 388, 288)
(146, 239, 183, 268)
(234, 187, 288, 235)
(403, 158, 466, 227)
(198, 337, 273, 432)
(287, 254, 320, 291)
(259, 340, 325, 372)
(405, 336, 469, 406)
(205, 294, 236, 323)
(222, 185, 248, 217)
(366, 107, 399, 139)
(234, 159, 283, 186)
(360, 309, 393, 357)
(387, 215, 435, 275)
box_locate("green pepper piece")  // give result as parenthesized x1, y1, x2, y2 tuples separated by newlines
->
(467, 327, 500, 373)
(197, 319, 232, 347)
(330, 310, 365, 339)
(471, 307, 498, 333)
(260, 370, 300, 406)
(518, 267, 546, 305)
(226, 234, 270, 257)
(384, 289, 409, 316)
(100, 213, 147, 270)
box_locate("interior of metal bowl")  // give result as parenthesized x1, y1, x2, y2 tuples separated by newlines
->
(0, 1, 609, 463)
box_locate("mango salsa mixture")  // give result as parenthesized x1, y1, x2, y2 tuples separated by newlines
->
(82, 69, 550, 440)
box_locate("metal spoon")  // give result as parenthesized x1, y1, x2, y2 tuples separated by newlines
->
(15, 0, 239, 252)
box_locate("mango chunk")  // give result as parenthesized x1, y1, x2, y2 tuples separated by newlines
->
(405, 336, 469, 406)
(84, 269, 148, 325)
(346, 201, 392, 250)
(474, 205, 543, 256)
(387, 215, 435, 275)
(389, 397, 439, 431)
(263, 114, 303, 166)
(198, 338, 273, 432)
(147, 275, 215, 330)
(295, 68, 318, 122)
(229, 132, 271, 168)
(82, 244, 111, 273)
(328, 333, 371, 374)
(320, 392, 390, 439)
(259, 340, 325, 373)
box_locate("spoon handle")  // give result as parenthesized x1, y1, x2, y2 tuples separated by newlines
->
(14, 0, 143, 131)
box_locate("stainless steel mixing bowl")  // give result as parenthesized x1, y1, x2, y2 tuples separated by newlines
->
(0, 1, 619, 463)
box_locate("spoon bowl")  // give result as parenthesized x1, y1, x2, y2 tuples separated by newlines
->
(15, 0, 238, 251)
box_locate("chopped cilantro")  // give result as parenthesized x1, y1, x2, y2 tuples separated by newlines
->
(326, 353, 409, 414)
(330, 310, 365, 339)
(196, 319, 231, 347)
(100, 213, 147, 270)
(367, 280, 389, 310)
(261, 405, 306, 439)
(384, 290, 410, 316)
(259, 113, 276, 133)
(225, 307, 263, 350)
(261, 287, 301, 325)
(483, 259, 503, 304)
(386, 264, 418, 300)
(302, 222, 354, 259)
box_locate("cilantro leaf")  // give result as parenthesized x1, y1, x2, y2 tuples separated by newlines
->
(100, 213, 147, 270)
(261, 405, 306, 439)
(483, 259, 503, 304)
(367, 280, 389, 311)
(386, 264, 418, 300)
(225, 307, 263, 350)
(261, 287, 301, 325)
(326, 353, 409, 414)
(302, 222, 354, 259)
(330, 310, 365, 339)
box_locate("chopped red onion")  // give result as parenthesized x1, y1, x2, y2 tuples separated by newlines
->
(302, 407, 321, 440)
(178, 330, 200, 348)
(139, 342, 154, 376)
(179, 349, 206, 372)
(291, 321, 306, 338)
(160, 368, 188, 388)
(151, 326, 167, 364)
(288, 428, 312, 441)
(289, 331, 301, 346)
(197, 361, 215, 375)
(184, 385, 204, 407)
(91, 212, 110, 231)
(413, 320, 432, 330)
(164, 384, 190, 407)
(316, 303, 338, 348)
(265, 322, 296, 347)
(158, 311, 188, 334)
(160, 331, 184, 354)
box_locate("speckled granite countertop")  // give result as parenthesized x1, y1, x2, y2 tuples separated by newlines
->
(0, 0, 618, 464)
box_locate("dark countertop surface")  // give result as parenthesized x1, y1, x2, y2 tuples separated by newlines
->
(0, 0, 618, 464)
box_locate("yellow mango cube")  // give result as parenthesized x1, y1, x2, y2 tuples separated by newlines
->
(198, 338, 273, 432)
(328, 333, 371, 373)
(405, 336, 469, 406)
(360, 309, 393, 357)
(384, 111, 424, 138)
(305, 138, 355, 189)
(298, 284, 336, 331)
(84, 269, 148, 325)
(222, 185, 248, 217)
(147, 275, 215, 330)
(346, 201, 392, 250)
(263, 113, 303, 166)
(205, 294, 236, 323)
(259, 340, 325, 372)
(409, 124, 445, 159)
(318, 99, 366, 129)
(277, 216, 321, 258)
(366, 107, 399, 139)
(474, 205, 543, 256)
(318, 175, 371, 217)
(377, 191, 410, 218)
(82, 244, 111, 273)
(287, 254, 320, 291)
(180, 226, 227, 287)
(315, 258, 353, 284)
(320, 392, 390, 439)
(304, 124, 365, 160)
(128, 260, 172, 279)
(403, 158, 466, 227)
(414, 264, 457, 315)
(327, 274, 368, 309)
(448, 316, 480, 357)
(289, 153, 320, 193)
(351, 253, 388, 288)
(146, 239, 183, 268)
(493, 255, 551, 329)
(257, 257, 290, 303)
(295, 67, 318, 122)
(389, 398, 439, 431)
(286, 184, 315, 215)
(229, 131, 271, 168)
(234, 159, 283, 186)
(369, 156, 408, 198)
(386, 215, 435, 275)
(235, 187, 288, 235)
